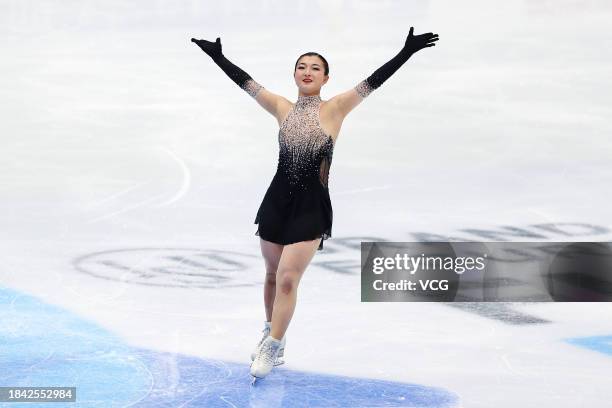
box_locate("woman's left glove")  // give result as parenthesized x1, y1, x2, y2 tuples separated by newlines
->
(402, 27, 439, 55)
(355, 27, 439, 98)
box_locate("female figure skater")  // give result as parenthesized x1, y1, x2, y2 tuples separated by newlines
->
(191, 27, 439, 382)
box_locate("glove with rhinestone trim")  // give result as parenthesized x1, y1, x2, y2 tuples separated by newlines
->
(355, 27, 439, 98)
(191, 36, 263, 98)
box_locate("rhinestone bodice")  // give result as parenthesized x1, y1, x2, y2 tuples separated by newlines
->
(277, 94, 334, 191)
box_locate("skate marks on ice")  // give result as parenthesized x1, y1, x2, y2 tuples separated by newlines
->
(0, 286, 151, 407)
(0, 286, 459, 408)
(244, 369, 458, 408)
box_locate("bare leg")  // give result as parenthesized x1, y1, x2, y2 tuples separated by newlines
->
(259, 238, 284, 321)
(270, 238, 322, 341)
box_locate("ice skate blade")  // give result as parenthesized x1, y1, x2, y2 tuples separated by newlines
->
(251, 376, 258, 385)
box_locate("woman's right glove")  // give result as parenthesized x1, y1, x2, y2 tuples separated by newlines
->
(191, 37, 223, 60)
(191, 36, 263, 98)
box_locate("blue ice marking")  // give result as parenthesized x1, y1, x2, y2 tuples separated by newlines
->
(565, 335, 612, 356)
(0, 286, 459, 407)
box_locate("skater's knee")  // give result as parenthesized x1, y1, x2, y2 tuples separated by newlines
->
(279, 277, 296, 295)
(277, 270, 299, 295)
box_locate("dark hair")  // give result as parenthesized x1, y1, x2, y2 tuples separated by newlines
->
(294, 52, 329, 76)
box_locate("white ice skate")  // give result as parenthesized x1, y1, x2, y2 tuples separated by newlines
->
(250, 322, 285, 366)
(250, 335, 283, 384)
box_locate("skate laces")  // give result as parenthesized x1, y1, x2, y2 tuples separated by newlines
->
(258, 327, 270, 346)
(259, 339, 280, 365)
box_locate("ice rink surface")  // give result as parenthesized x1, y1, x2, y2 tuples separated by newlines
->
(1, 1, 611, 407)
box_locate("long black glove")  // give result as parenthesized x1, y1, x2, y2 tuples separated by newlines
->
(355, 27, 439, 98)
(191, 37, 263, 98)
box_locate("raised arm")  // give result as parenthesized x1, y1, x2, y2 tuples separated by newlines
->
(190, 37, 290, 123)
(328, 27, 439, 119)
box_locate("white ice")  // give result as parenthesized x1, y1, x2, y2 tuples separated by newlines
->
(2, 1, 612, 407)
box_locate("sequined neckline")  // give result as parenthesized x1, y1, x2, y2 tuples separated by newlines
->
(295, 94, 322, 108)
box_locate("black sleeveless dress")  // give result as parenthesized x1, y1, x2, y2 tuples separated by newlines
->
(254, 94, 334, 250)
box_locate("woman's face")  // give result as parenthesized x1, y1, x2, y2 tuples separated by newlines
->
(294, 55, 328, 95)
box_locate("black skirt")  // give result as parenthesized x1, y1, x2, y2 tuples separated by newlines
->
(255, 171, 332, 251)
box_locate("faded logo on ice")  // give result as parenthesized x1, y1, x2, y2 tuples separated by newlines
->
(73, 248, 260, 288)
